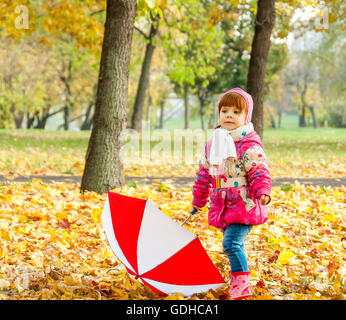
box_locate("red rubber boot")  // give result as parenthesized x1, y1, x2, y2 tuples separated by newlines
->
(229, 271, 252, 300)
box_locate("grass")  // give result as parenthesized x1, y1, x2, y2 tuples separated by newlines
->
(263, 127, 346, 158)
(0, 129, 90, 151)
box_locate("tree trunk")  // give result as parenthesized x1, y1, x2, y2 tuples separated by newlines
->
(59, 59, 73, 131)
(198, 95, 205, 130)
(278, 111, 282, 128)
(183, 86, 189, 129)
(299, 85, 308, 127)
(35, 110, 49, 129)
(246, 0, 276, 139)
(26, 110, 39, 129)
(34, 105, 51, 129)
(147, 94, 152, 124)
(36, 106, 67, 130)
(308, 105, 319, 128)
(81, 0, 136, 194)
(15, 112, 24, 129)
(146, 78, 152, 125)
(131, 21, 159, 132)
(158, 99, 164, 129)
(81, 102, 94, 130)
(81, 83, 97, 130)
(300, 83, 319, 128)
(299, 104, 306, 127)
(63, 106, 69, 130)
(10, 104, 24, 129)
(270, 113, 276, 128)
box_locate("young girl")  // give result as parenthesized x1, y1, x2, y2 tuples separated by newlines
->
(191, 88, 271, 300)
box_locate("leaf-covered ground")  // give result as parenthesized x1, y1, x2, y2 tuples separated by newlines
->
(0, 179, 344, 300)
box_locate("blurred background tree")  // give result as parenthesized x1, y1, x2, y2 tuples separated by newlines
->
(0, 0, 344, 131)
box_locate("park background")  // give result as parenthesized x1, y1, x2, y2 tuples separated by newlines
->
(0, 0, 345, 300)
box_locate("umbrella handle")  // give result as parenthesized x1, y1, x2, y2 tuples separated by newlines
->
(181, 208, 198, 226)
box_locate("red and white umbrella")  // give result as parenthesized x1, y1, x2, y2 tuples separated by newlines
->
(101, 191, 225, 296)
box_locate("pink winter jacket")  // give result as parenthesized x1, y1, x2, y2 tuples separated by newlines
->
(192, 122, 272, 229)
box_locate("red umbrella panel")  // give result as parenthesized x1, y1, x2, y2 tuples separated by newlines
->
(101, 192, 226, 296)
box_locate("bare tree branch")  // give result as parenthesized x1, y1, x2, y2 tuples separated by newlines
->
(90, 9, 105, 16)
(134, 25, 150, 39)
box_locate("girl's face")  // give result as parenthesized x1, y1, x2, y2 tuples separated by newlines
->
(219, 105, 246, 130)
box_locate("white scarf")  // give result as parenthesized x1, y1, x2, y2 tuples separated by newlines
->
(208, 127, 237, 177)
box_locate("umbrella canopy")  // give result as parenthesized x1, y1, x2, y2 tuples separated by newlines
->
(101, 191, 225, 296)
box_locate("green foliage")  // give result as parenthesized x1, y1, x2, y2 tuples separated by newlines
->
(288, 19, 345, 128)
(321, 102, 346, 128)
(162, 0, 224, 92)
(206, 3, 252, 93)
(265, 43, 289, 93)
(0, 106, 13, 129)
(136, 0, 164, 22)
(314, 21, 345, 128)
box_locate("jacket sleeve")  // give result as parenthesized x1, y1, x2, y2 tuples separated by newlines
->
(243, 144, 272, 203)
(192, 144, 212, 208)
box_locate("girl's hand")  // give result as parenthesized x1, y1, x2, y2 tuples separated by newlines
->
(260, 195, 271, 205)
(192, 204, 202, 213)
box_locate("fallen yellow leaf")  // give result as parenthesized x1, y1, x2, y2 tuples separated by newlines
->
(91, 208, 102, 224)
(278, 249, 295, 265)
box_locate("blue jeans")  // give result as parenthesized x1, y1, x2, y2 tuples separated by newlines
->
(222, 223, 253, 273)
